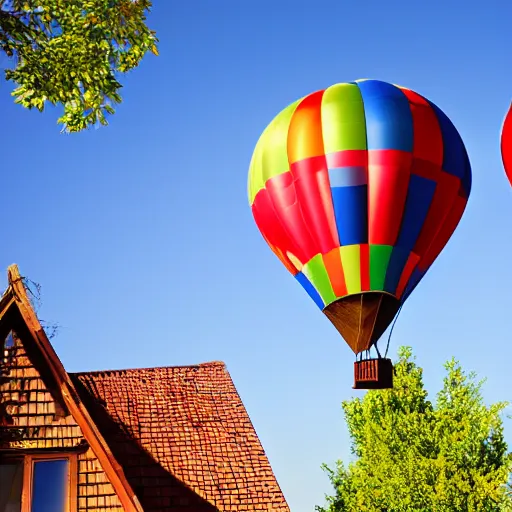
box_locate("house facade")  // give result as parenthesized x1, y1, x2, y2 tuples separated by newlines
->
(0, 265, 289, 511)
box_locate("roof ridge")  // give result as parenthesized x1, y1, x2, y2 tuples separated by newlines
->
(70, 360, 227, 376)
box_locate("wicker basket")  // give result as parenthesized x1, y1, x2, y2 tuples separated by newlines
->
(353, 358, 393, 389)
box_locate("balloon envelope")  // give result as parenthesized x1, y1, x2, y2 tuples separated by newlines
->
(248, 80, 471, 354)
(502, 104, 512, 186)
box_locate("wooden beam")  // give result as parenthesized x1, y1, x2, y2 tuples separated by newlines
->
(6, 264, 143, 512)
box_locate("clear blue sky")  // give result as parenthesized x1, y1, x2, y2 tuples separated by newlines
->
(1, 1, 512, 510)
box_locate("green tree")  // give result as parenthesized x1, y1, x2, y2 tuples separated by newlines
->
(0, 0, 157, 132)
(317, 347, 512, 512)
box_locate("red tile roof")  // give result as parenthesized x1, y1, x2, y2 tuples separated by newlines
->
(71, 362, 289, 511)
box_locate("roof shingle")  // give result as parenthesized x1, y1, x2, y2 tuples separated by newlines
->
(71, 362, 289, 511)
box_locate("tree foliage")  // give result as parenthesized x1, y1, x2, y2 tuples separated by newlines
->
(317, 347, 512, 512)
(0, 0, 157, 132)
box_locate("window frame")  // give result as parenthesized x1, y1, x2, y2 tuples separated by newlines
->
(0, 452, 77, 512)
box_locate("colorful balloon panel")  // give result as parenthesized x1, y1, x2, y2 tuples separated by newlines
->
(502, 104, 512, 186)
(248, 80, 471, 351)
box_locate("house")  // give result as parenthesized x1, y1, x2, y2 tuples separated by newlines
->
(0, 265, 289, 511)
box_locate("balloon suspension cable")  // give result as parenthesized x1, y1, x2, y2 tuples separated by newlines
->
(357, 350, 370, 362)
(384, 295, 407, 359)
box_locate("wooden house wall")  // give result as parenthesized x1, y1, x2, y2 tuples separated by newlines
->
(0, 335, 124, 511)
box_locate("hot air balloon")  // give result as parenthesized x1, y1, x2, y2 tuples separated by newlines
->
(248, 79, 472, 389)
(502, 103, 512, 185)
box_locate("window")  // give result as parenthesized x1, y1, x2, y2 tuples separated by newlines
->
(30, 459, 69, 512)
(1, 331, 16, 376)
(0, 459, 23, 511)
(0, 454, 76, 512)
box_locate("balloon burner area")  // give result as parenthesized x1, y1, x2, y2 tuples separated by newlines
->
(323, 292, 399, 389)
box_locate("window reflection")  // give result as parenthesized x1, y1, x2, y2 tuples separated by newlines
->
(0, 460, 23, 512)
(31, 459, 68, 512)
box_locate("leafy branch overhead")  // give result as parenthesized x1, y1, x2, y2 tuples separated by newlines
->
(0, 0, 158, 132)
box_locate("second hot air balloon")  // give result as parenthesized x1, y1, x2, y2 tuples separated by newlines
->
(248, 79, 472, 389)
(502, 103, 512, 186)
